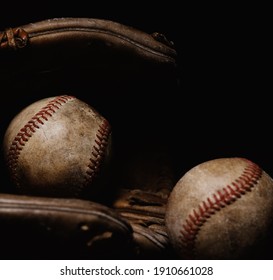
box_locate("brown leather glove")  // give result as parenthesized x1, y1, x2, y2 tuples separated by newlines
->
(0, 193, 133, 259)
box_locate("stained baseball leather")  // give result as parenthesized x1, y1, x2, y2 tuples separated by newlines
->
(3, 95, 112, 200)
(165, 157, 273, 260)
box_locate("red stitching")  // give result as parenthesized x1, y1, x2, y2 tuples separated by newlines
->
(7, 95, 75, 187)
(178, 158, 263, 259)
(85, 119, 111, 185)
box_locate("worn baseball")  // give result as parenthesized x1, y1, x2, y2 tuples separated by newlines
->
(165, 157, 273, 259)
(3, 95, 112, 198)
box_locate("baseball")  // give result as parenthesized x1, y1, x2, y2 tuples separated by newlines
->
(165, 157, 273, 259)
(2, 95, 112, 198)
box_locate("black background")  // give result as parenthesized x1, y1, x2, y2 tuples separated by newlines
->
(0, 3, 271, 259)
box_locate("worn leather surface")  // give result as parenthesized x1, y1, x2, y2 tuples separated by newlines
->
(0, 193, 133, 259)
(113, 188, 173, 259)
(0, 17, 177, 79)
(110, 145, 177, 259)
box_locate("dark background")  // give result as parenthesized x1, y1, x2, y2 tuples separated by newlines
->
(0, 3, 271, 259)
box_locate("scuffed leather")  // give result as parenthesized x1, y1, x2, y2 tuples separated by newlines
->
(0, 193, 133, 259)
(0, 17, 177, 77)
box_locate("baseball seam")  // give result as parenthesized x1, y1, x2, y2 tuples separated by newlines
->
(7, 95, 111, 192)
(84, 118, 111, 186)
(6, 95, 75, 188)
(178, 158, 262, 259)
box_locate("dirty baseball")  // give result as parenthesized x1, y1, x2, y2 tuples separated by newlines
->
(165, 157, 273, 259)
(3, 95, 112, 198)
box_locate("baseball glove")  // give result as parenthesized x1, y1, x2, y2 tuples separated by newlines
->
(0, 17, 179, 259)
(0, 193, 134, 260)
(111, 148, 177, 259)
